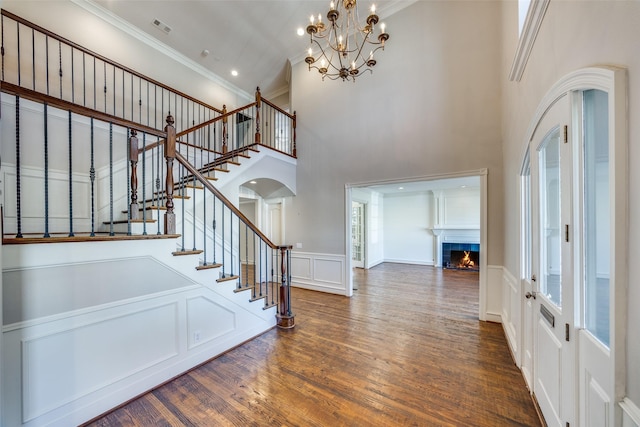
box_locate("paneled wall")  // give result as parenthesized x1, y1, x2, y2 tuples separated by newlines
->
(2, 239, 276, 426)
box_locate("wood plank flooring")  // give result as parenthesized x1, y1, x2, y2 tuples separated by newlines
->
(85, 263, 541, 427)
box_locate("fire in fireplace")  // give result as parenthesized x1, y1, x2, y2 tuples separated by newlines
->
(442, 243, 480, 271)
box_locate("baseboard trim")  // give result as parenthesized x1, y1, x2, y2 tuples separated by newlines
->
(485, 311, 502, 323)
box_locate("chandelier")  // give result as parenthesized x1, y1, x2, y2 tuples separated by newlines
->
(304, 0, 389, 82)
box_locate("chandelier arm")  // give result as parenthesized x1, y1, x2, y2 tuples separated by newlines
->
(310, 38, 342, 74)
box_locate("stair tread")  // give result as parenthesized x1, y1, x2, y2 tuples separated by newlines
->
(195, 263, 223, 271)
(217, 274, 240, 283)
(103, 219, 157, 225)
(172, 249, 204, 256)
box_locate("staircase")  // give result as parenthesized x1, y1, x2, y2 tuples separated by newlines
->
(1, 9, 296, 427)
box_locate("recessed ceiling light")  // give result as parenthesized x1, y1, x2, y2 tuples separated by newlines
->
(231, 70, 238, 77)
(297, 27, 304, 36)
(398, 186, 404, 190)
(250, 180, 257, 184)
(461, 185, 467, 188)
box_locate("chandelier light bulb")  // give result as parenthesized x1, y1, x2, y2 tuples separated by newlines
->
(310, 15, 315, 24)
(318, 14, 322, 23)
(381, 22, 386, 33)
(308, 48, 313, 56)
(321, 58, 327, 68)
(370, 4, 376, 14)
(330, 1, 335, 10)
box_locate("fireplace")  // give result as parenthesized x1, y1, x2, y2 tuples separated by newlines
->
(442, 243, 480, 271)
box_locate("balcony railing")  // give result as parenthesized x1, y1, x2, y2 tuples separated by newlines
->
(1, 9, 295, 327)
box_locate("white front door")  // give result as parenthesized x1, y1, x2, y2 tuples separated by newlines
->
(531, 94, 575, 427)
(523, 67, 627, 427)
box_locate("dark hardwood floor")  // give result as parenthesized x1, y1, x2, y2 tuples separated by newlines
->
(85, 263, 541, 426)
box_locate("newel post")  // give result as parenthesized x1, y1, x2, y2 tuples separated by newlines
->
(164, 114, 176, 234)
(255, 87, 261, 144)
(292, 111, 297, 157)
(129, 129, 140, 219)
(276, 245, 295, 329)
(222, 104, 228, 154)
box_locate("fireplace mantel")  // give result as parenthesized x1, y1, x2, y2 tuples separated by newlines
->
(430, 227, 480, 267)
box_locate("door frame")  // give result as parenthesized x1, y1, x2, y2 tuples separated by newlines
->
(520, 66, 628, 426)
(345, 169, 488, 321)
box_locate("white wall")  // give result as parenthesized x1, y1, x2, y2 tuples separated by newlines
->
(289, 1, 503, 295)
(383, 192, 434, 265)
(500, 0, 640, 414)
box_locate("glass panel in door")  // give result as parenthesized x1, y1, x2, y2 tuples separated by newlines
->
(539, 128, 562, 307)
(352, 202, 364, 268)
(583, 89, 610, 347)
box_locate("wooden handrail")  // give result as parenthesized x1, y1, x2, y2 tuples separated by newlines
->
(1, 9, 224, 115)
(262, 98, 295, 120)
(175, 151, 277, 249)
(177, 140, 220, 155)
(175, 102, 258, 139)
(1, 82, 166, 138)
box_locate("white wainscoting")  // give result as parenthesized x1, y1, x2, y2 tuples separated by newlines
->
(621, 398, 640, 427)
(20, 302, 180, 423)
(501, 267, 520, 364)
(485, 265, 503, 323)
(2, 240, 276, 426)
(291, 252, 347, 295)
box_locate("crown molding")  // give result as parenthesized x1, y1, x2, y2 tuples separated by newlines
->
(70, 0, 252, 103)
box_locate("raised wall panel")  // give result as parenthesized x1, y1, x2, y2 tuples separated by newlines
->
(291, 255, 312, 280)
(187, 296, 236, 349)
(313, 257, 343, 285)
(291, 252, 346, 295)
(21, 302, 179, 422)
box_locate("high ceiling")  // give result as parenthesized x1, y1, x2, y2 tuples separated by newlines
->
(91, 0, 414, 98)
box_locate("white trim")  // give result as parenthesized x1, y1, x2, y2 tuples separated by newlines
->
(347, 169, 488, 189)
(509, 0, 550, 82)
(70, 0, 252, 103)
(345, 168, 489, 320)
(620, 398, 640, 427)
(290, 251, 348, 296)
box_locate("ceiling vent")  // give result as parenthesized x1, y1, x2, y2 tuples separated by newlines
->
(152, 18, 172, 34)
